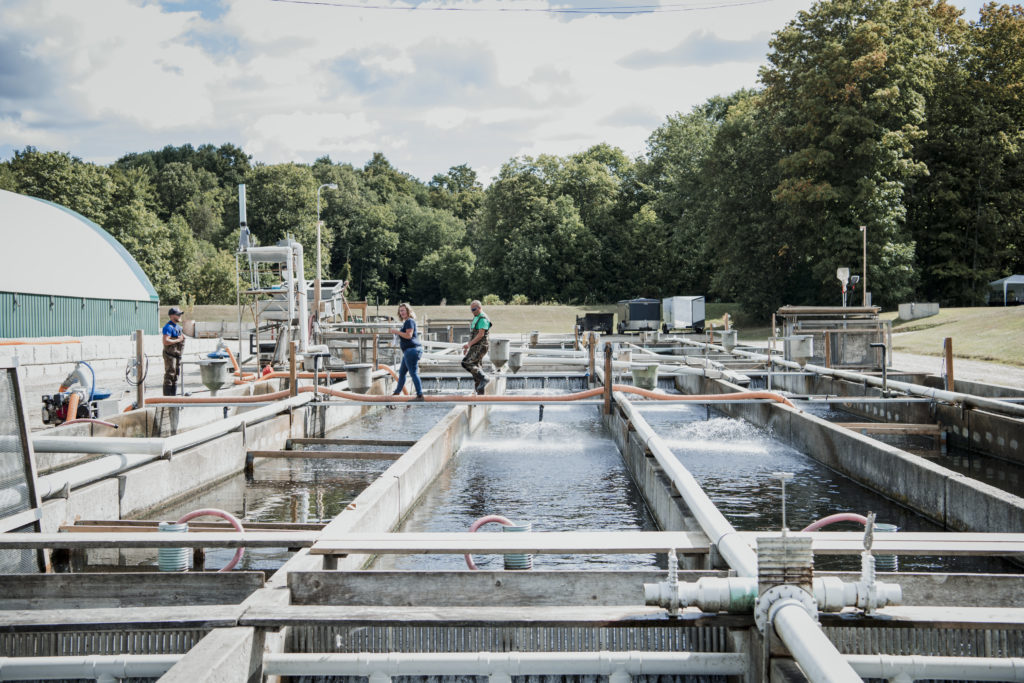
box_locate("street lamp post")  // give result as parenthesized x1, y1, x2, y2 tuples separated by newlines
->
(315, 183, 338, 323)
(860, 225, 867, 307)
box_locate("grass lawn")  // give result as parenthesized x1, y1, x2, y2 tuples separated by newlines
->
(885, 306, 1024, 366)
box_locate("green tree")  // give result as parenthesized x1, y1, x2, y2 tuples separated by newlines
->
(909, 3, 1024, 304)
(103, 200, 179, 302)
(410, 246, 476, 303)
(761, 0, 943, 307)
(245, 163, 323, 279)
(703, 95, 804, 319)
(428, 164, 484, 221)
(6, 147, 113, 224)
(191, 240, 238, 304)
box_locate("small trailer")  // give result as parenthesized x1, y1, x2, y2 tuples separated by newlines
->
(662, 296, 705, 333)
(616, 298, 661, 334)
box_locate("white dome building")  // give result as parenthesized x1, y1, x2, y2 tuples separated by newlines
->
(0, 189, 160, 337)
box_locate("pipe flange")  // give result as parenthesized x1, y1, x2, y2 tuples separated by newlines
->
(754, 584, 817, 634)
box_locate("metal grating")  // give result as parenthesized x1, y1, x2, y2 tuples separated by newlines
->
(0, 370, 31, 520)
(823, 625, 1024, 657)
(0, 523, 41, 573)
(289, 625, 732, 654)
(0, 628, 208, 657)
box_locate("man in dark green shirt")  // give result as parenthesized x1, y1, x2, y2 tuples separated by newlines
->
(461, 299, 492, 394)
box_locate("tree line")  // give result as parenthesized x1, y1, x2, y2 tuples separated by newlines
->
(2, 0, 1020, 320)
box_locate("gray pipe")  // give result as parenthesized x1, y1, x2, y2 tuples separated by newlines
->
(263, 651, 748, 677)
(771, 603, 863, 683)
(732, 347, 1024, 419)
(0, 654, 180, 680)
(614, 393, 757, 578)
(846, 654, 1024, 681)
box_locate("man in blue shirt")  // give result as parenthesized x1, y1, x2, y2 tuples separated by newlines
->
(162, 306, 185, 396)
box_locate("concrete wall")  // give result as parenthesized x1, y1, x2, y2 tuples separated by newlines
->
(34, 374, 396, 532)
(674, 374, 1024, 534)
(603, 408, 706, 569)
(769, 372, 1024, 465)
(12, 335, 221, 390)
(898, 303, 939, 320)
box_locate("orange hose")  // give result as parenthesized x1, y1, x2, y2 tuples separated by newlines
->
(225, 347, 257, 381)
(303, 386, 796, 408)
(144, 384, 795, 409)
(65, 393, 81, 421)
(613, 386, 797, 409)
(378, 364, 408, 395)
(235, 370, 349, 386)
(147, 389, 293, 405)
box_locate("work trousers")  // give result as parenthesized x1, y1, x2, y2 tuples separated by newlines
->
(461, 339, 489, 384)
(163, 349, 181, 396)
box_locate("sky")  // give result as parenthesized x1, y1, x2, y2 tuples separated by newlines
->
(0, 0, 990, 184)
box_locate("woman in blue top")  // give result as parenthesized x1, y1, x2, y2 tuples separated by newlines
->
(390, 303, 424, 401)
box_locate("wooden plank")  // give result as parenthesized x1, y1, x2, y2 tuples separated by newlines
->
(239, 604, 746, 628)
(0, 531, 320, 549)
(0, 572, 264, 610)
(0, 605, 242, 632)
(289, 437, 417, 447)
(310, 531, 709, 556)
(288, 570, 727, 607)
(248, 450, 404, 460)
(835, 422, 942, 435)
(741, 531, 1024, 555)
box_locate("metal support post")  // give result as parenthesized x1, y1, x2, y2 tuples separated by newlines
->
(588, 333, 597, 385)
(135, 329, 145, 409)
(603, 343, 613, 414)
(289, 341, 298, 398)
(944, 337, 955, 391)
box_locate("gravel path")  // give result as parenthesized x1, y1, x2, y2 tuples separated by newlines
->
(892, 352, 1024, 391)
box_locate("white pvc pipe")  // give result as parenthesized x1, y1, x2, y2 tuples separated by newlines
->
(771, 602, 863, 683)
(35, 453, 159, 500)
(846, 654, 1024, 681)
(614, 393, 758, 577)
(33, 436, 166, 455)
(0, 654, 179, 680)
(292, 240, 309, 354)
(33, 394, 313, 457)
(262, 651, 748, 677)
(732, 347, 1024, 419)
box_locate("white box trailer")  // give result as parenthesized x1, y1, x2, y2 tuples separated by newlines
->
(662, 296, 705, 333)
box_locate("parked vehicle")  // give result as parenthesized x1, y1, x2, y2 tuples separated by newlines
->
(616, 299, 661, 334)
(662, 296, 705, 333)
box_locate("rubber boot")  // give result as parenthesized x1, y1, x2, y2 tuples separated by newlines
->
(162, 385, 176, 396)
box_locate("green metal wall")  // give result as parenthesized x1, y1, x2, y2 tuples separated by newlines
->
(0, 292, 159, 338)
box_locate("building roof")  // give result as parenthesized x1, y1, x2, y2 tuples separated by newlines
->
(0, 189, 158, 301)
(989, 275, 1024, 287)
